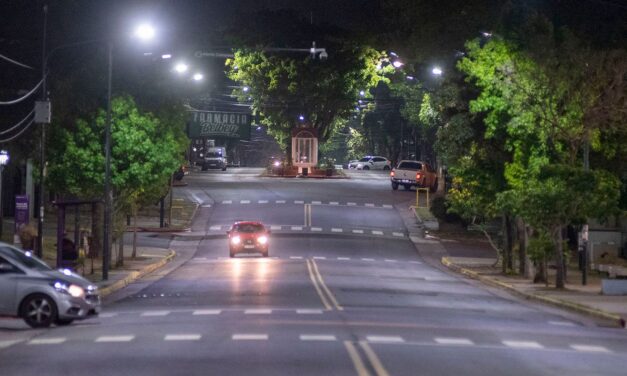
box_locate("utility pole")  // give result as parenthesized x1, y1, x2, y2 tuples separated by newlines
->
(37, 5, 48, 258)
(102, 41, 113, 280)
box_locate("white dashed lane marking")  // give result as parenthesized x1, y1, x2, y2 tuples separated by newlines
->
(435, 338, 474, 346)
(258, 200, 268, 204)
(365, 203, 375, 207)
(352, 229, 364, 234)
(95, 335, 135, 343)
(209, 225, 221, 231)
(548, 321, 576, 327)
(313, 256, 326, 260)
(362, 258, 375, 262)
(570, 345, 611, 353)
(338, 257, 350, 261)
(384, 259, 397, 263)
(0, 340, 22, 349)
(240, 200, 250, 204)
(27, 338, 66, 345)
(99, 312, 118, 318)
(383, 204, 393, 208)
(193, 309, 222, 315)
(164, 334, 201, 341)
(275, 200, 286, 204)
(296, 309, 324, 314)
(347, 202, 356, 206)
(330, 201, 339, 205)
(502, 341, 544, 349)
(244, 309, 272, 315)
(222, 200, 232, 204)
(291, 226, 303, 231)
(232, 334, 268, 341)
(366, 336, 405, 343)
(331, 228, 343, 233)
(290, 256, 303, 260)
(141, 311, 170, 317)
(300, 335, 337, 341)
(392, 232, 404, 237)
(312, 201, 322, 205)
(294, 200, 305, 204)
(372, 230, 383, 235)
(311, 227, 322, 232)
(270, 225, 281, 231)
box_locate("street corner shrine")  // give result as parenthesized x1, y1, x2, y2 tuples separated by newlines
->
(187, 110, 252, 139)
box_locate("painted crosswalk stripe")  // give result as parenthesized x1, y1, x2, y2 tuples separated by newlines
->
(312, 201, 322, 205)
(311, 227, 322, 232)
(275, 200, 286, 204)
(0, 340, 21, 349)
(141, 311, 170, 317)
(392, 232, 404, 237)
(384, 259, 397, 263)
(365, 203, 375, 207)
(291, 226, 303, 231)
(338, 257, 350, 261)
(95, 335, 134, 343)
(165, 334, 201, 341)
(295, 200, 305, 204)
(366, 336, 404, 343)
(330, 201, 339, 205)
(383, 204, 393, 209)
(290, 256, 303, 260)
(313, 256, 326, 260)
(99, 312, 118, 318)
(296, 309, 323, 314)
(28, 338, 66, 345)
(570, 344, 611, 353)
(240, 200, 250, 204)
(300, 334, 337, 341)
(209, 225, 221, 231)
(258, 200, 268, 204)
(331, 228, 343, 233)
(232, 334, 268, 341)
(362, 258, 375, 261)
(352, 229, 364, 234)
(409, 261, 422, 264)
(222, 200, 232, 204)
(435, 338, 474, 346)
(245, 309, 272, 314)
(270, 225, 281, 231)
(372, 230, 384, 235)
(347, 202, 357, 206)
(502, 341, 543, 349)
(193, 309, 221, 315)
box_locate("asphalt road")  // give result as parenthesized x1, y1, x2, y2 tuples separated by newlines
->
(2, 168, 627, 376)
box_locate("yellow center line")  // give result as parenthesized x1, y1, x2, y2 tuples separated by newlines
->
(306, 259, 332, 310)
(359, 341, 391, 376)
(311, 259, 344, 311)
(344, 341, 371, 376)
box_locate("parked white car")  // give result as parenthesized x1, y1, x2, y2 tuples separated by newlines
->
(355, 156, 392, 170)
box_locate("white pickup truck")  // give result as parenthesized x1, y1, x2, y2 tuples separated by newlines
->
(390, 160, 438, 191)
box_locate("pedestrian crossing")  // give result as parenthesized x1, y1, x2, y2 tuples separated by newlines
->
(199, 225, 407, 238)
(216, 199, 395, 209)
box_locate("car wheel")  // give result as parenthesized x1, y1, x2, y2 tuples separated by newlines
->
(55, 318, 74, 326)
(229, 250, 235, 258)
(403, 184, 411, 191)
(20, 294, 57, 328)
(383, 165, 390, 171)
(391, 182, 399, 190)
(363, 166, 370, 170)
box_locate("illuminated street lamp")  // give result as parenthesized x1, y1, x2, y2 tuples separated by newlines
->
(174, 62, 188, 73)
(432, 66, 443, 76)
(0, 150, 8, 239)
(134, 24, 156, 41)
(392, 60, 404, 68)
(192, 73, 204, 81)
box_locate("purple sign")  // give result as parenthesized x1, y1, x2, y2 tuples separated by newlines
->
(14, 195, 29, 232)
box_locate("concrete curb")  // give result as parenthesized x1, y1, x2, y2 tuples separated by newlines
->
(442, 257, 626, 328)
(98, 250, 176, 298)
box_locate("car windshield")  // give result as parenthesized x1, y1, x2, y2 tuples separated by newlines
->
(359, 157, 371, 162)
(1, 246, 51, 271)
(234, 224, 265, 233)
(398, 162, 422, 170)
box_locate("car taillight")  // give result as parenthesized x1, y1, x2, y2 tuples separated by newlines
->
(416, 172, 422, 180)
(257, 235, 268, 245)
(390, 170, 395, 177)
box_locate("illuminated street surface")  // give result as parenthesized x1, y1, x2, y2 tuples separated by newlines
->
(1, 170, 626, 375)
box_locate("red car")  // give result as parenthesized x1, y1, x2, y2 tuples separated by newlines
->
(227, 221, 270, 258)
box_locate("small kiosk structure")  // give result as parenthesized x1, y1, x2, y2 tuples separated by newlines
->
(291, 127, 318, 175)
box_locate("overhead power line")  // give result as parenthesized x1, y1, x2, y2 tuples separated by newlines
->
(0, 109, 35, 135)
(0, 53, 35, 70)
(0, 118, 36, 143)
(0, 77, 44, 105)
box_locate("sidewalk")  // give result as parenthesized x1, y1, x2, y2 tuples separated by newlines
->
(402, 206, 627, 328)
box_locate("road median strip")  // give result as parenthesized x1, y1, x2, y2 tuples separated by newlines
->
(441, 256, 626, 328)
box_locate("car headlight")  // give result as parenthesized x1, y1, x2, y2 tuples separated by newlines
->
(53, 281, 85, 298)
(231, 236, 241, 245)
(257, 235, 268, 245)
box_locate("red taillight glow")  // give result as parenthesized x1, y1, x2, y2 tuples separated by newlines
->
(390, 170, 395, 177)
(416, 173, 422, 180)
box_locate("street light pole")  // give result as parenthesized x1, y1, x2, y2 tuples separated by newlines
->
(102, 41, 113, 280)
(0, 151, 9, 241)
(37, 4, 48, 258)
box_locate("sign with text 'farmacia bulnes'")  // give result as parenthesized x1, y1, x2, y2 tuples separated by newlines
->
(187, 111, 251, 139)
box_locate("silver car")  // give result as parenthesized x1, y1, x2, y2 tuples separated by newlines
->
(0, 243, 101, 328)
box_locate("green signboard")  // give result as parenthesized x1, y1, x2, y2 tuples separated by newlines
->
(187, 111, 251, 139)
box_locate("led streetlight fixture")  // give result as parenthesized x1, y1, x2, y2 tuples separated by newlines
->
(174, 62, 188, 73)
(392, 60, 404, 68)
(432, 67, 443, 76)
(0, 150, 8, 240)
(193, 73, 204, 81)
(161, 54, 172, 59)
(0, 150, 9, 166)
(134, 24, 156, 41)
(243, 86, 249, 92)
